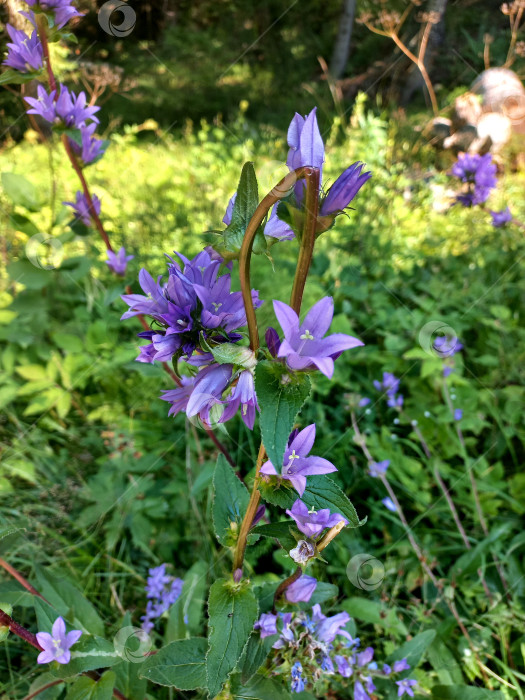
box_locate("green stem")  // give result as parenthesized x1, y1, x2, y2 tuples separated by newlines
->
(289, 167, 321, 314)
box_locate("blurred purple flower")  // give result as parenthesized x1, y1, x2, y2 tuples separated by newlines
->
(490, 207, 512, 228)
(433, 335, 463, 358)
(274, 296, 363, 378)
(286, 498, 346, 538)
(285, 574, 317, 603)
(358, 397, 371, 407)
(25, 0, 83, 29)
(354, 680, 371, 700)
(63, 190, 100, 226)
(145, 564, 171, 599)
(69, 123, 107, 165)
(3, 25, 43, 72)
(260, 423, 337, 495)
(451, 153, 497, 206)
(106, 247, 134, 277)
(36, 617, 82, 665)
(24, 83, 56, 122)
(311, 603, 351, 643)
(160, 376, 194, 413)
(382, 497, 397, 513)
(393, 659, 410, 672)
(396, 679, 417, 697)
(335, 654, 352, 677)
(454, 408, 463, 421)
(291, 661, 305, 693)
(55, 84, 100, 127)
(357, 647, 374, 667)
(368, 460, 389, 478)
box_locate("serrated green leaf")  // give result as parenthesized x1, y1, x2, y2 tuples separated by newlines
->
(212, 454, 250, 546)
(237, 633, 276, 685)
(223, 162, 266, 254)
(140, 637, 208, 689)
(206, 579, 258, 698)
(254, 361, 311, 471)
(65, 671, 115, 700)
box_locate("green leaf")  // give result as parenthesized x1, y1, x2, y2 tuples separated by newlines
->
(34, 567, 105, 637)
(254, 360, 311, 472)
(140, 637, 208, 689)
(65, 671, 115, 700)
(2, 172, 40, 210)
(237, 633, 276, 685)
(7, 261, 52, 290)
(16, 364, 48, 381)
(431, 686, 504, 699)
(212, 454, 250, 546)
(251, 521, 298, 551)
(0, 69, 40, 86)
(166, 560, 208, 642)
(386, 629, 436, 672)
(9, 213, 40, 236)
(112, 660, 147, 700)
(450, 525, 512, 579)
(341, 598, 407, 635)
(206, 579, 258, 698)
(223, 162, 266, 255)
(50, 635, 120, 679)
(232, 673, 291, 699)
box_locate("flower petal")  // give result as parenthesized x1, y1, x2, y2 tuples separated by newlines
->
(260, 461, 278, 476)
(52, 617, 66, 641)
(300, 297, 334, 338)
(297, 456, 337, 475)
(273, 300, 299, 340)
(288, 424, 316, 457)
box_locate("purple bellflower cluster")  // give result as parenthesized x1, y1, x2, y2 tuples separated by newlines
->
(253, 606, 417, 697)
(25, 0, 83, 28)
(36, 616, 82, 665)
(435, 334, 463, 377)
(450, 153, 497, 206)
(490, 207, 512, 227)
(141, 564, 184, 634)
(223, 107, 371, 240)
(106, 247, 135, 277)
(374, 371, 403, 408)
(63, 191, 101, 226)
(3, 23, 43, 73)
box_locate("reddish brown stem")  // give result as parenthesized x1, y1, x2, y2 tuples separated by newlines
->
(0, 558, 48, 602)
(23, 680, 64, 700)
(0, 609, 42, 651)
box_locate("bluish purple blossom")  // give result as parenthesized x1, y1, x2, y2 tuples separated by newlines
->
(141, 564, 183, 632)
(357, 647, 374, 666)
(433, 335, 463, 358)
(311, 603, 351, 644)
(382, 497, 397, 513)
(393, 659, 410, 672)
(354, 680, 370, 700)
(25, 0, 83, 29)
(36, 616, 82, 665)
(219, 369, 259, 430)
(25, 84, 100, 128)
(396, 678, 417, 697)
(291, 662, 306, 693)
(451, 153, 497, 206)
(24, 84, 56, 122)
(368, 460, 389, 478)
(286, 498, 346, 538)
(374, 371, 403, 408)
(260, 423, 337, 495)
(69, 123, 107, 165)
(285, 574, 318, 603)
(105, 247, 134, 277)
(287, 108, 325, 205)
(321, 162, 372, 216)
(254, 612, 278, 639)
(145, 564, 171, 599)
(454, 408, 463, 421)
(274, 296, 363, 378)
(320, 655, 335, 673)
(63, 191, 101, 226)
(490, 207, 512, 227)
(359, 397, 371, 407)
(3, 25, 43, 73)
(335, 654, 352, 677)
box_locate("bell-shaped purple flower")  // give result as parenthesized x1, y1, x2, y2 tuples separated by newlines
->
(289, 539, 316, 565)
(220, 369, 259, 429)
(335, 654, 352, 677)
(63, 191, 101, 226)
(25, 0, 83, 29)
(321, 162, 372, 216)
(3, 25, 43, 73)
(160, 376, 195, 416)
(263, 204, 294, 240)
(274, 296, 363, 379)
(490, 207, 512, 228)
(382, 497, 397, 512)
(286, 498, 346, 538)
(393, 658, 411, 672)
(254, 612, 278, 638)
(396, 679, 417, 697)
(36, 617, 82, 665)
(286, 108, 324, 205)
(24, 84, 57, 122)
(285, 574, 317, 603)
(311, 603, 351, 643)
(106, 247, 134, 277)
(69, 123, 107, 165)
(55, 84, 100, 128)
(260, 423, 337, 495)
(357, 647, 374, 667)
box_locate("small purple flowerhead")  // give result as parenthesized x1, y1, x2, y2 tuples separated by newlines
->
(451, 153, 497, 206)
(69, 123, 107, 165)
(3, 25, 43, 73)
(260, 423, 337, 495)
(311, 603, 351, 644)
(393, 658, 410, 672)
(25, 0, 83, 29)
(286, 108, 324, 204)
(454, 408, 463, 421)
(490, 207, 512, 228)
(286, 498, 346, 538)
(285, 574, 318, 603)
(433, 335, 463, 358)
(290, 661, 306, 693)
(254, 612, 278, 639)
(274, 296, 363, 379)
(321, 161, 372, 216)
(106, 247, 134, 277)
(55, 84, 100, 128)
(335, 654, 352, 677)
(396, 678, 417, 697)
(382, 497, 397, 513)
(368, 460, 389, 478)
(36, 616, 82, 665)
(24, 83, 57, 122)
(63, 191, 101, 226)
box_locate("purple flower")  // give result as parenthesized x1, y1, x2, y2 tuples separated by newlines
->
(69, 123, 107, 165)
(454, 408, 463, 421)
(490, 207, 512, 228)
(354, 680, 371, 700)
(36, 617, 82, 665)
(357, 647, 374, 667)
(321, 162, 372, 215)
(220, 369, 259, 430)
(320, 655, 335, 673)
(286, 498, 346, 538)
(289, 539, 316, 565)
(274, 297, 363, 379)
(55, 84, 100, 128)
(287, 108, 325, 204)
(222, 192, 236, 225)
(260, 423, 337, 495)
(63, 191, 101, 226)
(396, 679, 417, 697)
(443, 366, 454, 378)
(311, 603, 351, 643)
(265, 327, 281, 357)
(25, 0, 83, 29)
(383, 663, 392, 675)
(273, 612, 295, 649)
(141, 564, 183, 631)
(433, 336, 463, 358)
(160, 376, 194, 413)
(382, 497, 397, 513)
(393, 658, 410, 672)
(285, 574, 317, 603)
(358, 397, 371, 407)
(374, 371, 403, 408)
(3, 25, 43, 73)
(254, 612, 278, 639)
(451, 153, 497, 206)
(263, 204, 294, 240)
(335, 654, 352, 677)
(368, 460, 389, 478)
(145, 564, 171, 599)
(291, 661, 306, 693)
(24, 84, 56, 122)
(106, 247, 134, 277)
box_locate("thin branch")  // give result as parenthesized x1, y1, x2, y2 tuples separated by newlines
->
(232, 443, 266, 572)
(0, 558, 48, 602)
